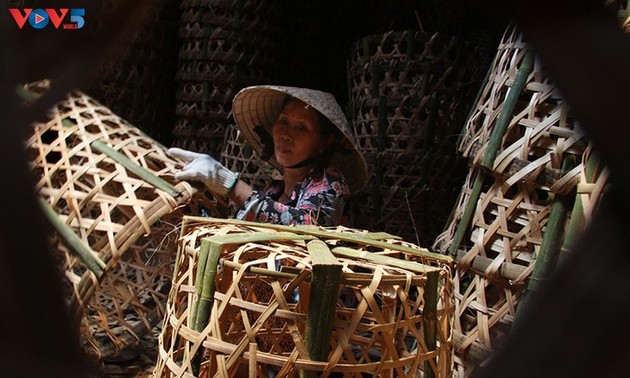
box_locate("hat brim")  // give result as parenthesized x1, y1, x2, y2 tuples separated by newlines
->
(232, 85, 368, 192)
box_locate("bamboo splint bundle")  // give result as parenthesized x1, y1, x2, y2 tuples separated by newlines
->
(154, 217, 455, 377)
(346, 30, 482, 245)
(171, 0, 279, 157)
(432, 25, 590, 376)
(26, 91, 225, 359)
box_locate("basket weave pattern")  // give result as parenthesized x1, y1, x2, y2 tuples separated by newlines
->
(154, 217, 454, 377)
(172, 0, 279, 158)
(26, 92, 223, 359)
(347, 30, 481, 245)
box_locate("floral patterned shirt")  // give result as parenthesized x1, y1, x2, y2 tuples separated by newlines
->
(235, 167, 350, 226)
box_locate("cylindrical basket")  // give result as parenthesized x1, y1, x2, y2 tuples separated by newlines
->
(154, 217, 454, 377)
(25, 91, 226, 360)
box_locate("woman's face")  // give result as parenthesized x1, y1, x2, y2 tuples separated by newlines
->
(272, 98, 329, 168)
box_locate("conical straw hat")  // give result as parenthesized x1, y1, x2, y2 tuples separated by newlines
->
(232, 85, 368, 192)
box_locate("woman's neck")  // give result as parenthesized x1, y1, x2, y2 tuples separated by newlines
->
(282, 165, 314, 194)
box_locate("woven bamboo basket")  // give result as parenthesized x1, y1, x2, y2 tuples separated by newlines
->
(85, 0, 179, 145)
(220, 123, 278, 193)
(154, 217, 454, 377)
(172, 0, 279, 158)
(346, 30, 481, 245)
(431, 25, 592, 376)
(25, 91, 226, 359)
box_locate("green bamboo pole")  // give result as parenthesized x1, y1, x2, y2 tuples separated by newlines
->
(448, 49, 536, 257)
(303, 240, 343, 372)
(39, 198, 105, 278)
(332, 247, 442, 274)
(89, 139, 181, 197)
(481, 49, 535, 170)
(515, 156, 576, 325)
(423, 270, 440, 378)
(193, 239, 222, 333)
(183, 216, 452, 264)
(190, 237, 211, 329)
(560, 150, 600, 262)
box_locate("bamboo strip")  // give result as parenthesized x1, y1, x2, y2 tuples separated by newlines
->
(305, 240, 342, 363)
(183, 216, 452, 264)
(515, 157, 576, 321)
(39, 198, 106, 278)
(423, 270, 439, 378)
(90, 139, 181, 197)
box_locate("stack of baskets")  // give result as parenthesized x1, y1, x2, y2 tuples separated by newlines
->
(432, 24, 600, 376)
(171, 0, 280, 158)
(154, 217, 455, 377)
(25, 91, 225, 360)
(85, 0, 180, 145)
(346, 30, 482, 245)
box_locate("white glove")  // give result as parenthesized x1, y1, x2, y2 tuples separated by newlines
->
(168, 147, 238, 197)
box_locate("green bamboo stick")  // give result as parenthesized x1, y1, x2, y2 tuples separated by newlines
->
(561, 150, 600, 261)
(304, 240, 343, 366)
(39, 198, 105, 278)
(89, 139, 181, 197)
(193, 238, 222, 333)
(448, 49, 536, 257)
(515, 156, 576, 324)
(184, 216, 452, 264)
(448, 170, 485, 257)
(423, 270, 440, 378)
(481, 49, 535, 170)
(190, 237, 211, 329)
(332, 247, 442, 274)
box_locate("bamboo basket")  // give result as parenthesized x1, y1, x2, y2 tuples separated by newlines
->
(171, 0, 279, 158)
(154, 217, 455, 377)
(25, 91, 226, 360)
(346, 30, 482, 245)
(219, 123, 278, 193)
(431, 25, 591, 376)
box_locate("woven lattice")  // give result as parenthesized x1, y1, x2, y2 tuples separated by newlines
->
(172, 0, 279, 158)
(154, 217, 454, 377)
(25, 91, 226, 359)
(220, 123, 278, 192)
(85, 0, 179, 145)
(347, 30, 481, 245)
(431, 25, 590, 376)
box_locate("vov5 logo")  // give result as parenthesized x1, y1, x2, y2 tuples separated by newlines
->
(9, 8, 85, 30)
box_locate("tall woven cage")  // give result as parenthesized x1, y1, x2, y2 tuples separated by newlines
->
(154, 217, 455, 377)
(430, 24, 602, 376)
(171, 0, 280, 158)
(25, 90, 227, 360)
(85, 0, 180, 145)
(346, 30, 484, 246)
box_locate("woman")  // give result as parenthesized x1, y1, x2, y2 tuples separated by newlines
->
(169, 85, 367, 226)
